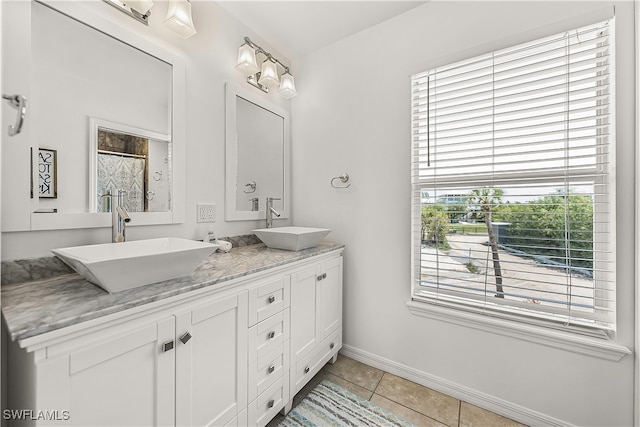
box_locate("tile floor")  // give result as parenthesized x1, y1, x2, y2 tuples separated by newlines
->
(269, 354, 526, 427)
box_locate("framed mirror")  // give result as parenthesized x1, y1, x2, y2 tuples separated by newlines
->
(225, 83, 290, 221)
(1, 0, 185, 231)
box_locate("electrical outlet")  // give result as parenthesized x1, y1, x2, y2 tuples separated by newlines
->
(196, 203, 216, 223)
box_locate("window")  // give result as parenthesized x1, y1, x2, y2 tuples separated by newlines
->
(410, 20, 615, 335)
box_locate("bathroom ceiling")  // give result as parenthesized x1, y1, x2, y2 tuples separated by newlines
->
(217, 1, 428, 60)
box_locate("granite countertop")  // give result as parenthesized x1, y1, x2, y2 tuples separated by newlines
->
(1, 241, 344, 343)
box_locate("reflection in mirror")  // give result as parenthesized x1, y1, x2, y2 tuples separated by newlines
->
(225, 83, 290, 221)
(90, 119, 171, 213)
(235, 97, 284, 212)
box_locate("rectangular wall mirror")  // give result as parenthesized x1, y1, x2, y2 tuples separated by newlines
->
(2, 0, 185, 231)
(225, 83, 290, 221)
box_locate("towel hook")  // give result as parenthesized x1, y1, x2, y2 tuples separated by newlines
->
(331, 173, 350, 189)
(2, 94, 27, 136)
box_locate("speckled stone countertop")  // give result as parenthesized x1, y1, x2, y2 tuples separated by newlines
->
(1, 241, 344, 343)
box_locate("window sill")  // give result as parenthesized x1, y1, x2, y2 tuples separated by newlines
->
(406, 300, 631, 362)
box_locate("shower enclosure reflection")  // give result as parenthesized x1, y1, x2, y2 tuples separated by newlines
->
(90, 119, 171, 213)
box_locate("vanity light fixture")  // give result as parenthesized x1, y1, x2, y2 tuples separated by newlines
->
(235, 37, 297, 98)
(164, 0, 197, 39)
(103, 0, 154, 26)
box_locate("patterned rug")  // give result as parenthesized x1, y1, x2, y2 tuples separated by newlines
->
(278, 380, 415, 427)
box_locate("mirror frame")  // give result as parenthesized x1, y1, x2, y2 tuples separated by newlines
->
(225, 82, 290, 221)
(25, 0, 185, 231)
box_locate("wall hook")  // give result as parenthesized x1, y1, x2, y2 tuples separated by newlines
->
(2, 94, 27, 136)
(331, 173, 350, 189)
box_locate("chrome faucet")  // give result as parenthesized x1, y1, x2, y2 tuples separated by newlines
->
(266, 197, 281, 228)
(249, 197, 259, 212)
(107, 189, 131, 242)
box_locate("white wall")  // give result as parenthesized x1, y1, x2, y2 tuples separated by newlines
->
(290, 2, 636, 425)
(1, 1, 292, 260)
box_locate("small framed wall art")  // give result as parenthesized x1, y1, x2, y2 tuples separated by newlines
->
(38, 148, 57, 198)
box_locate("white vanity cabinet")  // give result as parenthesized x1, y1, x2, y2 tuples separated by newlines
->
(18, 316, 178, 426)
(289, 256, 343, 398)
(247, 275, 290, 427)
(174, 292, 248, 427)
(9, 289, 248, 427)
(4, 248, 343, 427)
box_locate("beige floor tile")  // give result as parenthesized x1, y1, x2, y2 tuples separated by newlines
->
(371, 394, 449, 427)
(459, 402, 527, 427)
(322, 354, 385, 391)
(317, 371, 374, 400)
(375, 373, 460, 427)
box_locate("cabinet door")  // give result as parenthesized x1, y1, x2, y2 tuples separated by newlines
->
(318, 257, 343, 339)
(39, 317, 175, 426)
(289, 265, 320, 366)
(175, 291, 248, 427)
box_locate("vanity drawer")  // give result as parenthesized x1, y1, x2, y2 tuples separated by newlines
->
(248, 372, 290, 427)
(248, 275, 290, 327)
(248, 309, 290, 365)
(248, 341, 289, 403)
(291, 328, 341, 396)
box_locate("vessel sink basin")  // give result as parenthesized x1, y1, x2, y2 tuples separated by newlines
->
(52, 238, 219, 293)
(253, 227, 331, 251)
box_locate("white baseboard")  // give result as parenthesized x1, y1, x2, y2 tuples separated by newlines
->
(339, 344, 573, 427)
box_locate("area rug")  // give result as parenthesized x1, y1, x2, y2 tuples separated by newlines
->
(278, 380, 415, 427)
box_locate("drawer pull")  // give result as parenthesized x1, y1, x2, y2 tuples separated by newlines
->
(267, 399, 275, 409)
(268, 295, 276, 304)
(162, 340, 174, 352)
(330, 342, 335, 349)
(267, 331, 276, 339)
(268, 365, 276, 374)
(304, 366, 310, 374)
(180, 332, 192, 344)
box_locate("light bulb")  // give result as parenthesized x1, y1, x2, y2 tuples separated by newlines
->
(258, 59, 280, 88)
(279, 72, 297, 99)
(235, 44, 260, 76)
(164, 0, 197, 39)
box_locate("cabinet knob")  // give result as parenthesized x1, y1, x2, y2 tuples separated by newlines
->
(267, 399, 275, 409)
(330, 342, 335, 349)
(268, 295, 276, 304)
(304, 366, 310, 374)
(267, 331, 275, 339)
(162, 340, 174, 352)
(180, 332, 192, 344)
(268, 364, 275, 374)
(317, 273, 327, 281)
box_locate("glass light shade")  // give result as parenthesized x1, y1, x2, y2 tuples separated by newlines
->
(164, 0, 197, 39)
(258, 60, 280, 88)
(127, 0, 153, 14)
(279, 73, 297, 99)
(235, 44, 260, 76)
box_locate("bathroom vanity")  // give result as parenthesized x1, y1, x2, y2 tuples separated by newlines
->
(2, 242, 344, 426)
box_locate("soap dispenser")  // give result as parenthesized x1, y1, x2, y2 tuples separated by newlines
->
(204, 226, 216, 244)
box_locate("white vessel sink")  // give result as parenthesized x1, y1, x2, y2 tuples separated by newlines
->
(253, 227, 331, 251)
(52, 238, 219, 293)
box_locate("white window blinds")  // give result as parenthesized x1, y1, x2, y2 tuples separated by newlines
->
(410, 19, 615, 334)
